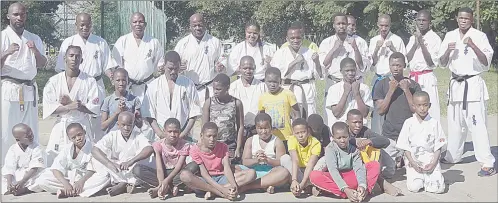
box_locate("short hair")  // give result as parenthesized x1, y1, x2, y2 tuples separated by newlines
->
(255, 112, 272, 124)
(212, 73, 231, 87)
(292, 118, 308, 128)
(345, 15, 355, 20)
(66, 123, 84, 134)
(240, 55, 255, 65)
(340, 58, 356, 70)
(307, 114, 324, 127)
(458, 7, 474, 16)
(265, 67, 281, 78)
(65, 45, 82, 56)
(389, 52, 406, 64)
(331, 121, 349, 134)
(245, 20, 261, 31)
(333, 12, 348, 22)
(290, 21, 304, 29)
(164, 118, 181, 129)
(202, 122, 218, 132)
(413, 91, 430, 101)
(378, 14, 391, 22)
(164, 51, 181, 64)
(113, 68, 129, 78)
(417, 9, 432, 20)
(347, 109, 363, 120)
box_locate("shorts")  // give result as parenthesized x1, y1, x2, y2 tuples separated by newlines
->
(199, 174, 228, 185)
(238, 164, 273, 179)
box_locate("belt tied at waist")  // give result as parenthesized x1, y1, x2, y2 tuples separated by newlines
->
(283, 78, 314, 118)
(195, 80, 214, 101)
(447, 72, 477, 110)
(1, 76, 37, 109)
(129, 74, 154, 86)
(409, 70, 433, 83)
(94, 74, 103, 81)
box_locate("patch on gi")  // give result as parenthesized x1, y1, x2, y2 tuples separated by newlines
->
(464, 45, 469, 55)
(80, 162, 88, 169)
(204, 46, 209, 54)
(92, 97, 100, 105)
(472, 115, 477, 125)
(94, 51, 98, 59)
(147, 49, 152, 58)
(194, 99, 201, 106)
(439, 138, 445, 143)
(38, 158, 44, 164)
(182, 91, 187, 101)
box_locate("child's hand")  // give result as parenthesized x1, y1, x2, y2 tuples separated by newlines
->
(62, 183, 74, 197)
(73, 180, 85, 195)
(290, 180, 301, 194)
(356, 186, 366, 202)
(228, 186, 238, 200)
(344, 188, 359, 202)
(409, 160, 423, 173)
(423, 161, 438, 173)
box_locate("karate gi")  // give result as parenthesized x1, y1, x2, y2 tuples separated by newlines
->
(43, 72, 101, 166)
(368, 32, 407, 134)
(227, 41, 276, 80)
(229, 78, 267, 127)
(270, 46, 318, 115)
(37, 140, 110, 197)
(325, 81, 373, 127)
(396, 114, 446, 193)
(1, 26, 44, 162)
(111, 33, 164, 102)
(56, 34, 116, 142)
(174, 33, 223, 107)
(439, 28, 495, 168)
(406, 30, 442, 121)
(2, 142, 46, 194)
(94, 129, 151, 184)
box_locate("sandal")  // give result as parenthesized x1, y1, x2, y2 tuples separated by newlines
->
(478, 167, 496, 177)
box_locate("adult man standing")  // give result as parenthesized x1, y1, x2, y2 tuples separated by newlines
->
(346, 15, 371, 80)
(439, 7, 495, 176)
(280, 21, 319, 52)
(368, 14, 407, 134)
(174, 13, 225, 107)
(405, 10, 442, 121)
(1, 2, 47, 163)
(111, 12, 164, 102)
(55, 13, 115, 142)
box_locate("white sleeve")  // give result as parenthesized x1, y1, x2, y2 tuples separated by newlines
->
(155, 40, 165, 70)
(325, 85, 341, 108)
(188, 82, 202, 119)
(111, 38, 124, 68)
(42, 77, 61, 119)
(34, 35, 46, 57)
(359, 39, 371, 73)
(438, 33, 451, 68)
(475, 33, 494, 71)
(429, 35, 442, 68)
(28, 146, 46, 169)
(95, 132, 113, 153)
(318, 39, 329, 67)
(395, 120, 412, 152)
(362, 86, 374, 109)
(142, 81, 157, 119)
(434, 121, 446, 151)
(84, 79, 102, 115)
(1, 146, 17, 176)
(50, 148, 69, 174)
(102, 39, 117, 72)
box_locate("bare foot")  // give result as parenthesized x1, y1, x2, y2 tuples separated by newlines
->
(56, 189, 66, 199)
(311, 186, 320, 197)
(13, 187, 29, 196)
(381, 180, 400, 196)
(107, 182, 127, 197)
(204, 191, 213, 200)
(172, 186, 179, 197)
(127, 183, 136, 194)
(147, 187, 159, 199)
(267, 186, 275, 194)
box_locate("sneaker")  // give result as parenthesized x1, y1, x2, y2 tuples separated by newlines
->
(478, 167, 497, 177)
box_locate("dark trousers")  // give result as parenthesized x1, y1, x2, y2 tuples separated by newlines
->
(132, 161, 199, 187)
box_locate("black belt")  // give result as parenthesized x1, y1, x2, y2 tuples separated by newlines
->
(195, 80, 214, 101)
(327, 75, 342, 83)
(129, 74, 154, 86)
(94, 75, 103, 81)
(1, 76, 37, 108)
(283, 78, 313, 85)
(448, 73, 477, 110)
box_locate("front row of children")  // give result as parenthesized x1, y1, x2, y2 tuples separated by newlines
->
(2, 91, 446, 201)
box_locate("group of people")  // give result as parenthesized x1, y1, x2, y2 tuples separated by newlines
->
(1, 1, 496, 202)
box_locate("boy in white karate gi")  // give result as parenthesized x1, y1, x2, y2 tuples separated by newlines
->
(396, 91, 446, 193)
(2, 123, 45, 196)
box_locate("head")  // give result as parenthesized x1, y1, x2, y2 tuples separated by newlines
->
(291, 21, 305, 34)
(286, 25, 303, 51)
(130, 12, 146, 37)
(292, 118, 310, 145)
(113, 68, 129, 93)
(346, 109, 364, 135)
(307, 114, 325, 135)
(457, 7, 474, 31)
(389, 52, 406, 77)
(163, 118, 181, 145)
(75, 13, 92, 39)
(491, 22, 496, 31)
(7, 3, 27, 30)
(190, 13, 206, 39)
(412, 91, 431, 118)
(340, 58, 357, 83)
(12, 123, 34, 146)
(65, 45, 83, 71)
(416, 10, 431, 33)
(377, 14, 391, 38)
(66, 123, 86, 148)
(239, 56, 256, 81)
(333, 13, 348, 35)
(200, 122, 219, 149)
(346, 15, 357, 36)
(245, 20, 261, 46)
(255, 113, 273, 141)
(212, 73, 230, 98)
(265, 67, 282, 93)
(164, 51, 181, 81)
(331, 122, 349, 149)
(117, 112, 135, 137)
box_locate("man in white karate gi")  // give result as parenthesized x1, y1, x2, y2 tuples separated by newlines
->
(110, 12, 164, 102)
(55, 13, 115, 142)
(405, 10, 442, 122)
(1, 2, 47, 163)
(439, 7, 496, 177)
(143, 51, 202, 142)
(43, 46, 101, 166)
(174, 13, 226, 107)
(369, 14, 407, 134)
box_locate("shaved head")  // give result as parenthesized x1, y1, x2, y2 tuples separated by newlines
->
(76, 13, 91, 22)
(131, 12, 145, 22)
(118, 111, 135, 137)
(76, 13, 92, 38)
(130, 12, 146, 37)
(12, 123, 31, 136)
(190, 13, 206, 39)
(7, 2, 27, 30)
(378, 14, 391, 23)
(190, 13, 204, 23)
(118, 111, 135, 122)
(8, 2, 26, 13)
(240, 55, 255, 65)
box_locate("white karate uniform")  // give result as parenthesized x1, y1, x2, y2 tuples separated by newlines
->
(229, 78, 267, 126)
(325, 81, 373, 127)
(270, 46, 318, 115)
(2, 142, 46, 194)
(228, 41, 277, 80)
(1, 26, 44, 162)
(174, 33, 223, 107)
(396, 114, 446, 193)
(406, 30, 442, 121)
(439, 27, 495, 167)
(56, 34, 116, 142)
(43, 72, 101, 166)
(368, 32, 407, 135)
(111, 33, 165, 102)
(37, 140, 110, 197)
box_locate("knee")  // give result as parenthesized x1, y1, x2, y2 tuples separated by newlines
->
(407, 180, 423, 193)
(274, 166, 290, 177)
(180, 170, 194, 183)
(185, 162, 200, 174)
(309, 171, 322, 183)
(245, 169, 257, 180)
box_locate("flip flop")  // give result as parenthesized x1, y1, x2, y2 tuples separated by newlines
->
(478, 167, 497, 177)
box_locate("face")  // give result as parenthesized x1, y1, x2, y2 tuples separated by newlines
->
(334, 16, 348, 35)
(212, 81, 229, 98)
(8, 5, 26, 29)
(332, 129, 349, 149)
(413, 96, 431, 118)
(201, 129, 218, 149)
(164, 61, 180, 81)
(293, 124, 310, 145)
(76, 15, 92, 38)
(308, 122, 323, 136)
(65, 48, 82, 71)
(287, 29, 303, 50)
(377, 18, 391, 38)
(190, 17, 206, 39)
(245, 25, 260, 45)
(113, 71, 128, 92)
(416, 13, 430, 32)
(491, 23, 496, 30)
(457, 12, 473, 30)
(14, 128, 34, 146)
(164, 124, 180, 145)
(265, 73, 281, 93)
(131, 14, 146, 36)
(239, 60, 255, 80)
(347, 114, 363, 135)
(389, 58, 405, 77)
(347, 17, 357, 35)
(118, 115, 135, 138)
(256, 120, 272, 140)
(341, 62, 357, 83)
(67, 127, 86, 148)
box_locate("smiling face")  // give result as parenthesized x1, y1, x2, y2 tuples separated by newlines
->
(76, 14, 92, 39)
(13, 126, 34, 146)
(239, 59, 255, 81)
(190, 14, 206, 39)
(347, 16, 357, 36)
(245, 25, 260, 45)
(287, 28, 303, 50)
(377, 17, 391, 38)
(131, 13, 146, 37)
(256, 120, 272, 141)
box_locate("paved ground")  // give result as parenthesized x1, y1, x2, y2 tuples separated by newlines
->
(2, 116, 498, 202)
